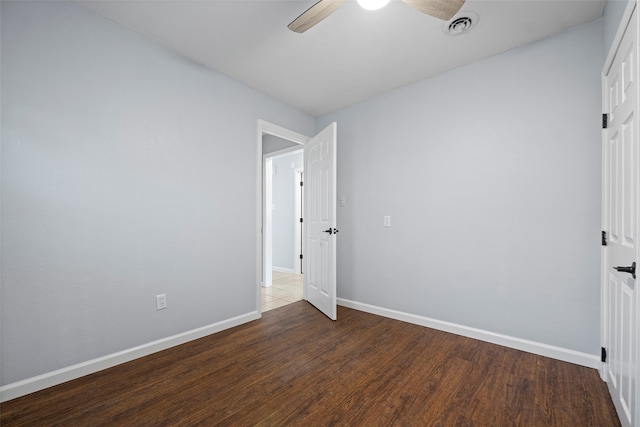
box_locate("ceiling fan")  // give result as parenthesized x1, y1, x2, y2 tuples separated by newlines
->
(288, 0, 466, 33)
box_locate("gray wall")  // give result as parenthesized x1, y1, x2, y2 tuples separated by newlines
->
(604, 0, 631, 55)
(1, 1, 315, 385)
(263, 135, 300, 155)
(272, 151, 304, 271)
(0, 0, 611, 389)
(318, 19, 604, 355)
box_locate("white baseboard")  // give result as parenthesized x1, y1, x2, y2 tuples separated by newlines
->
(0, 311, 260, 402)
(2, 301, 601, 402)
(337, 298, 600, 369)
(272, 266, 295, 273)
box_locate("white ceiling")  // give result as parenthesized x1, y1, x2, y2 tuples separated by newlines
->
(76, 0, 605, 117)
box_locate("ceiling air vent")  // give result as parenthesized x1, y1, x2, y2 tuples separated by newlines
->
(444, 12, 478, 36)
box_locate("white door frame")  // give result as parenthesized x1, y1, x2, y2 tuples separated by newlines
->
(264, 146, 303, 280)
(256, 120, 310, 314)
(294, 168, 304, 274)
(264, 155, 274, 287)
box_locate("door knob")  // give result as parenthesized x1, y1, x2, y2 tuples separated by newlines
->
(614, 262, 636, 279)
(323, 228, 333, 235)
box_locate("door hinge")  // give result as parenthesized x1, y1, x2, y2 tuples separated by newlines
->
(601, 347, 607, 363)
(603, 113, 608, 129)
(300, 181, 303, 187)
(602, 231, 607, 246)
(300, 218, 303, 223)
(299, 254, 303, 260)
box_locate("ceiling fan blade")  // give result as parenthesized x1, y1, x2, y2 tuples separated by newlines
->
(401, 0, 466, 21)
(288, 0, 348, 33)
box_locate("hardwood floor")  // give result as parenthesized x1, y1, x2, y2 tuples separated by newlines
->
(2, 302, 620, 426)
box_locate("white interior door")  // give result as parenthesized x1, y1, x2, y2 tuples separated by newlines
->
(603, 7, 639, 427)
(304, 123, 337, 320)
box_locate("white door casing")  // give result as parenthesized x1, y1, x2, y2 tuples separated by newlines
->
(304, 123, 338, 320)
(295, 168, 304, 274)
(257, 120, 338, 318)
(264, 157, 273, 287)
(602, 5, 639, 427)
(257, 120, 309, 311)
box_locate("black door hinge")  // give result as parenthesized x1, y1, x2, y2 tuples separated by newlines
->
(299, 254, 303, 260)
(601, 347, 607, 363)
(603, 113, 608, 129)
(300, 218, 303, 223)
(300, 181, 303, 187)
(602, 231, 607, 246)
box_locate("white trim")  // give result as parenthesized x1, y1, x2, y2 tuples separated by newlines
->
(601, 26, 611, 382)
(256, 120, 309, 313)
(338, 298, 600, 369)
(263, 157, 274, 287)
(272, 266, 295, 274)
(258, 120, 310, 144)
(0, 311, 259, 402)
(294, 168, 304, 275)
(262, 148, 304, 281)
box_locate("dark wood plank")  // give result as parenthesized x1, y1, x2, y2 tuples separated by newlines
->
(1, 302, 620, 426)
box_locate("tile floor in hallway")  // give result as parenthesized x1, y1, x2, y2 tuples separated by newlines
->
(261, 271, 303, 312)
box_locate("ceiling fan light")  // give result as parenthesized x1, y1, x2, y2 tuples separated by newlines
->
(357, 0, 390, 11)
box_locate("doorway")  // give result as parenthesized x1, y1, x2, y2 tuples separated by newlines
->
(256, 120, 338, 320)
(263, 148, 304, 312)
(256, 120, 310, 314)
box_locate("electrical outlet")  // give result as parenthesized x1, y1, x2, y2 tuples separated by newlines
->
(384, 216, 391, 227)
(156, 294, 167, 310)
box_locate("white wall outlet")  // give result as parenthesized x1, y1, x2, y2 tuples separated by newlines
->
(156, 294, 167, 310)
(384, 216, 391, 227)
